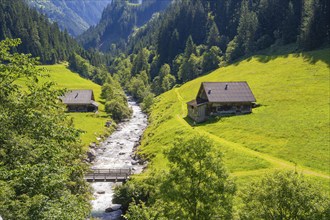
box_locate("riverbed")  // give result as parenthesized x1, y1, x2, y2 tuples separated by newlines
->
(90, 98, 148, 220)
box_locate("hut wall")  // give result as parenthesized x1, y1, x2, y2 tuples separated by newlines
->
(187, 104, 207, 123)
(67, 104, 97, 112)
(208, 102, 252, 115)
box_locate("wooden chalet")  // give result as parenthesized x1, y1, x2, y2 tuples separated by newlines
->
(61, 89, 99, 112)
(187, 82, 256, 123)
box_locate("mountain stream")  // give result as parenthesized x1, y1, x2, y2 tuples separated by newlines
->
(90, 97, 148, 219)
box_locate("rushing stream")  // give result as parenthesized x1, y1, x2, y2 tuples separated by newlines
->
(90, 97, 148, 220)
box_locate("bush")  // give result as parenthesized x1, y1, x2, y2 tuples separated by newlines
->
(105, 100, 132, 122)
(141, 92, 154, 113)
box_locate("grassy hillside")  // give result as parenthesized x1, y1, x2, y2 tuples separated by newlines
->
(138, 48, 330, 189)
(39, 64, 111, 147)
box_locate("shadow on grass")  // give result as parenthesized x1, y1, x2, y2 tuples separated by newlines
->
(231, 45, 330, 68)
(97, 115, 109, 118)
(183, 115, 229, 127)
(254, 50, 330, 68)
(184, 107, 263, 127)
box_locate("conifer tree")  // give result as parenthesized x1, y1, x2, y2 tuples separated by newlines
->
(299, 0, 330, 50)
(184, 35, 196, 58)
(202, 46, 221, 73)
(131, 48, 150, 76)
(237, 0, 258, 54)
(207, 21, 221, 48)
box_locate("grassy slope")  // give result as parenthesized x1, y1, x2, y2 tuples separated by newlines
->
(138, 48, 330, 189)
(39, 64, 111, 147)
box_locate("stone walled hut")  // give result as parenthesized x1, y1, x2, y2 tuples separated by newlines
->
(187, 82, 256, 123)
(61, 89, 99, 112)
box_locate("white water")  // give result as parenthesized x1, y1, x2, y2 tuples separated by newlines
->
(90, 98, 148, 220)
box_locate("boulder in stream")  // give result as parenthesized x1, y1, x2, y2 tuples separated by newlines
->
(87, 149, 96, 162)
(105, 204, 122, 213)
(139, 159, 146, 165)
(131, 161, 138, 165)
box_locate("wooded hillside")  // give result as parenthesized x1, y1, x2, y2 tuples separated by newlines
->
(78, 0, 171, 52)
(0, 0, 84, 64)
(126, 0, 329, 78)
(26, 0, 112, 36)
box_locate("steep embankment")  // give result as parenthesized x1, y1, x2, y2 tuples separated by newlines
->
(40, 64, 110, 147)
(138, 48, 330, 187)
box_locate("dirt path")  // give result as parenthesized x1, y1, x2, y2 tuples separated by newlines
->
(174, 88, 330, 180)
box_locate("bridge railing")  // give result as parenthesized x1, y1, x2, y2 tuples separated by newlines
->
(85, 168, 132, 182)
(87, 168, 132, 175)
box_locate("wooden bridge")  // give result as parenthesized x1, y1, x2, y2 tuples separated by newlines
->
(85, 168, 132, 182)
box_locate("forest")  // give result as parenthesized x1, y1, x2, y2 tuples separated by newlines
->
(105, 0, 329, 83)
(0, 0, 81, 64)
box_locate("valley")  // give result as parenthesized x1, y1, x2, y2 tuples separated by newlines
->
(0, 0, 329, 219)
(27, 0, 112, 36)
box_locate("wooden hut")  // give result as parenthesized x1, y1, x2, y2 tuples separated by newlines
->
(61, 89, 99, 112)
(187, 82, 256, 123)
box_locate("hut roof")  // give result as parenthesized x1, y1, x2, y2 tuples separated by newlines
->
(187, 99, 206, 107)
(61, 89, 98, 106)
(201, 82, 256, 103)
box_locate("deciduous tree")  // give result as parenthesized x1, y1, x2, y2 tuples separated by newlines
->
(239, 170, 330, 219)
(160, 136, 236, 219)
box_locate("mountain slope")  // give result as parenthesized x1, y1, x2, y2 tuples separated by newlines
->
(78, 0, 171, 51)
(0, 0, 84, 64)
(26, 0, 112, 36)
(119, 0, 329, 84)
(138, 48, 330, 187)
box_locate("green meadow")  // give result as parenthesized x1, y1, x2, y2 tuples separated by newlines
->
(39, 64, 111, 147)
(138, 48, 330, 189)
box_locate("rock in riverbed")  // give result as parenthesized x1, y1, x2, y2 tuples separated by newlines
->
(131, 161, 138, 165)
(105, 204, 122, 213)
(87, 149, 96, 162)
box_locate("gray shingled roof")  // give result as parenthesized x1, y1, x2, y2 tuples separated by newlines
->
(61, 90, 97, 105)
(202, 82, 256, 103)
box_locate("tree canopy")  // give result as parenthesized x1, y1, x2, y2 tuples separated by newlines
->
(0, 38, 91, 219)
(122, 135, 236, 219)
(239, 170, 330, 219)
